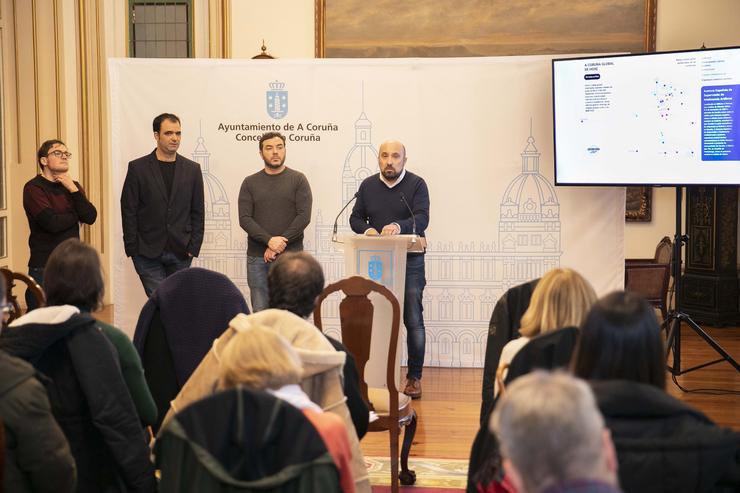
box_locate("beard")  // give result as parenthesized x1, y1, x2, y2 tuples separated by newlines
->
(263, 155, 286, 169)
(382, 166, 400, 180)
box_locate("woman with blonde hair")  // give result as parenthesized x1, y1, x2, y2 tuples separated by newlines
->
(220, 326, 355, 493)
(495, 268, 596, 396)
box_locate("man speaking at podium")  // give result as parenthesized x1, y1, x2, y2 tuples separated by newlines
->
(350, 140, 430, 399)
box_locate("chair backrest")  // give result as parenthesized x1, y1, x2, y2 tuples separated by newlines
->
(624, 263, 671, 304)
(0, 268, 45, 322)
(503, 326, 580, 388)
(654, 236, 673, 264)
(313, 276, 402, 409)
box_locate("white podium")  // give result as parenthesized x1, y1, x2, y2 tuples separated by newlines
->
(340, 234, 424, 389)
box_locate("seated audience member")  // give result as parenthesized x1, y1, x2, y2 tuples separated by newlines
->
(481, 278, 539, 423)
(133, 266, 249, 432)
(0, 240, 156, 492)
(219, 326, 354, 492)
(268, 251, 369, 439)
(42, 238, 157, 427)
(571, 291, 740, 493)
(163, 308, 372, 493)
(0, 278, 77, 493)
(495, 268, 596, 397)
(491, 371, 621, 493)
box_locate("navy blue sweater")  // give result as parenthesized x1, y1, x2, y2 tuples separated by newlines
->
(349, 171, 429, 241)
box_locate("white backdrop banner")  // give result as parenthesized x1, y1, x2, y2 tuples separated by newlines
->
(109, 56, 625, 368)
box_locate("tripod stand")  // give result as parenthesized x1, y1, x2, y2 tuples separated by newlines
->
(663, 186, 740, 376)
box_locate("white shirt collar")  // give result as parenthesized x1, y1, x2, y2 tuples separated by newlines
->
(379, 168, 406, 188)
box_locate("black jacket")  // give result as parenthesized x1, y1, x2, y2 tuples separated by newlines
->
(480, 279, 538, 423)
(592, 380, 740, 493)
(0, 350, 76, 493)
(155, 387, 342, 492)
(325, 335, 369, 439)
(0, 307, 156, 493)
(121, 150, 205, 258)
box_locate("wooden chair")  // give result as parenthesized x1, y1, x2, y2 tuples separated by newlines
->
(0, 268, 45, 323)
(625, 236, 673, 320)
(313, 276, 417, 492)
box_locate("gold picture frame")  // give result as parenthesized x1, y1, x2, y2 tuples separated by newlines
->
(315, 0, 656, 58)
(625, 186, 652, 222)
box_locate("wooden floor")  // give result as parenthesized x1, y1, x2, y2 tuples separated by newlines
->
(359, 324, 740, 460)
(95, 306, 739, 461)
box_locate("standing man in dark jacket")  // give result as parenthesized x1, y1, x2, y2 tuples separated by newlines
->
(350, 140, 430, 399)
(23, 139, 97, 309)
(121, 113, 205, 297)
(238, 132, 312, 312)
(0, 280, 76, 493)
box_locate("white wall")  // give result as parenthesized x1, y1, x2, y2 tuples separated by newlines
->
(229, 0, 315, 58)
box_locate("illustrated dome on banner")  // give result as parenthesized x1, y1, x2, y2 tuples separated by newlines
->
(500, 131, 559, 222)
(191, 133, 232, 249)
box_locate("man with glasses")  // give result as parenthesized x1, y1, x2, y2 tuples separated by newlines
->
(22, 139, 97, 309)
(121, 113, 205, 297)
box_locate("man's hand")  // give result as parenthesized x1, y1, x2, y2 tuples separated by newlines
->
(381, 223, 401, 235)
(264, 247, 278, 263)
(55, 174, 79, 193)
(365, 228, 380, 236)
(267, 236, 288, 253)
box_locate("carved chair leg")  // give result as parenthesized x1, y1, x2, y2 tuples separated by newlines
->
(399, 410, 417, 486)
(389, 421, 400, 493)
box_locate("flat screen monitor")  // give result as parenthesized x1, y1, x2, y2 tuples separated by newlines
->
(552, 46, 740, 186)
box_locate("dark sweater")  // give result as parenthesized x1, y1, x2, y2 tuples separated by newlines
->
(349, 171, 429, 245)
(238, 167, 312, 257)
(22, 175, 97, 267)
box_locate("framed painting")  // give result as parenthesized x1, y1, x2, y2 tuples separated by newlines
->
(315, 0, 657, 58)
(315, 0, 657, 222)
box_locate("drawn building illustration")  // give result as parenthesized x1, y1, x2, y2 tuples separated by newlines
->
(192, 99, 562, 368)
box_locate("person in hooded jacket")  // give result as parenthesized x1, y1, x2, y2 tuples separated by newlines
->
(0, 278, 77, 493)
(0, 240, 156, 493)
(571, 291, 740, 493)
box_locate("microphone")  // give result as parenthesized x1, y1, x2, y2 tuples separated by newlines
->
(400, 192, 416, 236)
(332, 192, 359, 242)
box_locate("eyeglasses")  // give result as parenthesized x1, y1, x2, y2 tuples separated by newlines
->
(47, 150, 72, 159)
(1, 302, 14, 317)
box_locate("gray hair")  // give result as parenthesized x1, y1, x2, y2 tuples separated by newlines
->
(490, 371, 609, 493)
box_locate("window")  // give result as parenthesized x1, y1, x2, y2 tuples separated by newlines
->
(129, 1, 192, 58)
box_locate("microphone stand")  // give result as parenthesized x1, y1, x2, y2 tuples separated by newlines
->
(332, 193, 358, 243)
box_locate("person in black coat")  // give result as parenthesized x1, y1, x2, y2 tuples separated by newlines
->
(121, 112, 205, 297)
(267, 251, 370, 439)
(571, 291, 740, 493)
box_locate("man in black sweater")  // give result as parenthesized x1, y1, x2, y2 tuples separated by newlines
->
(349, 140, 430, 399)
(23, 139, 97, 309)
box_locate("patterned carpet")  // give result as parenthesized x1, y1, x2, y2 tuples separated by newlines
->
(365, 456, 468, 490)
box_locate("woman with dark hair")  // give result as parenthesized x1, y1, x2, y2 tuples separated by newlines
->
(571, 291, 740, 493)
(43, 238, 157, 426)
(0, 239, 156, 492)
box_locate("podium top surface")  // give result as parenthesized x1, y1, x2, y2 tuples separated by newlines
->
(339, 234, 426, 252)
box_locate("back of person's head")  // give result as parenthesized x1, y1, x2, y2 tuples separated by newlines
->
(44, 238, 104, 312)
(267, 251, 325, 318)
(571, 290, 665, 389)
(491, 371, 617, 493)
(218, 325, 303, 391)
(519, 268, 596, 338)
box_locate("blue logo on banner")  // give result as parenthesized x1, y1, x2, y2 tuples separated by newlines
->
(266, 80, 288, 119)
(368, 255, 383, 282)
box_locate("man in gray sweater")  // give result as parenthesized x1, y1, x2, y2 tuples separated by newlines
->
(238, 132, 313, 312)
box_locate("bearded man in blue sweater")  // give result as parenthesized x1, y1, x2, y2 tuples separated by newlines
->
(349, 140, 430, 399)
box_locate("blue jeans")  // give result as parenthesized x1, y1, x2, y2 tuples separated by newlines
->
(404, 254, 427, 380)
(132, 251, 192, 297)
(26, 267, 45, 311)
(247, 256, 271, 312)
